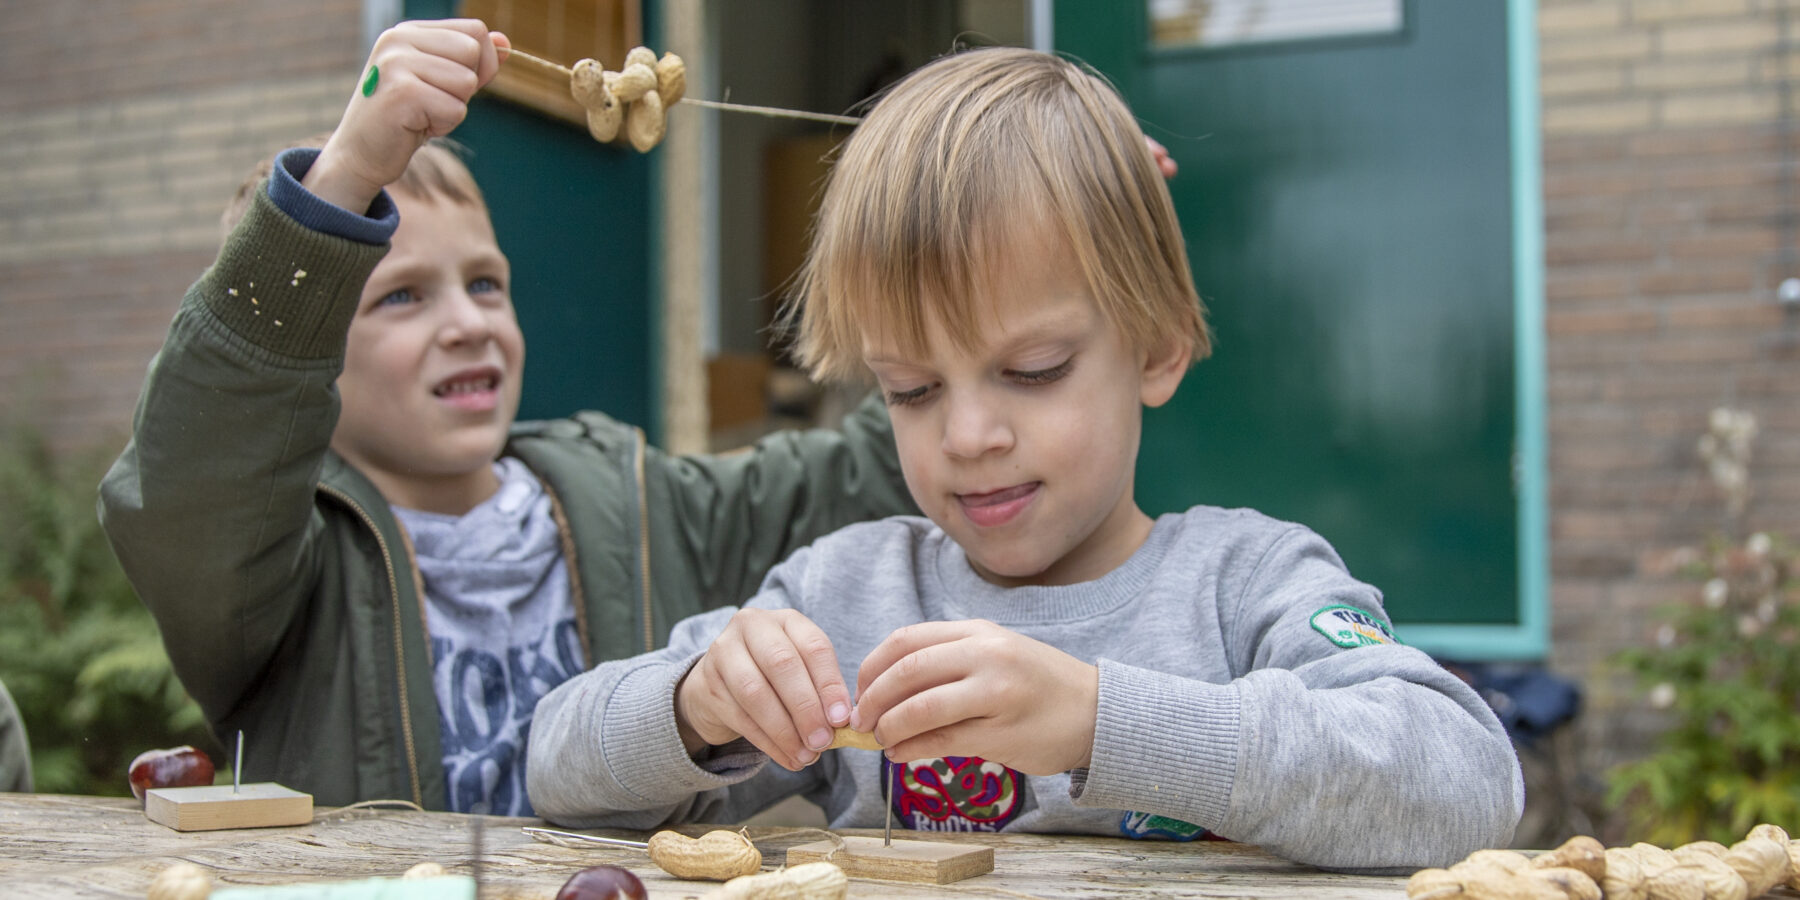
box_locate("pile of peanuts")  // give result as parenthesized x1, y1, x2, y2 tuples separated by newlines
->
(568, 47, 686, 152)
(1406, 823, 1798, 899)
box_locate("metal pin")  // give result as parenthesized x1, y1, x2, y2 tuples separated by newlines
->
(522, 827, 651, 851)
(883, 760, 893, 848)
(471, 803, 487, 899)
(233, 730, 243, 794)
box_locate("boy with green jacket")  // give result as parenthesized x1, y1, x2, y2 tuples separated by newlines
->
(97, 19, 913, 814)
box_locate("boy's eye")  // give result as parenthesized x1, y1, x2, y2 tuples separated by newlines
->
(884, 384, 932, 408)
(375, 288, 417, 308)
(469, 277, 503, 295)
(1009, 358, 1073, 385)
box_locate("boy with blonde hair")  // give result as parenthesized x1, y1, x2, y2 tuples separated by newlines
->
(99, 19, 914, 815)
(527, 46, 1521, 870)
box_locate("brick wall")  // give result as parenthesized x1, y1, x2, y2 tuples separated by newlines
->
(1540, 0, 1800, 792)
(0, 0, 361, 451)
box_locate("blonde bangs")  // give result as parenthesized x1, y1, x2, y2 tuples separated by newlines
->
(786, 47, 1209, 383)
(393, 139, 486, 210)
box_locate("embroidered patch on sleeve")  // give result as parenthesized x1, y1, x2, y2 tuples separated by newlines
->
(1119, 811, 1208, 841)
(1309, 604, 1401, 648)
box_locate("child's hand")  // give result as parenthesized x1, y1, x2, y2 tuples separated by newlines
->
(674, 608, 853, 771)
(304, 19, 511, 215)
(850, 620, 1098, 776)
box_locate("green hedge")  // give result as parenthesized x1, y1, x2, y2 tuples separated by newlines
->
(0, 418, 213, 796)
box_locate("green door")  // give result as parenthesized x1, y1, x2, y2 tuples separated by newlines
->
(406, 0, 659, 436)
(1057, 1, 1546, 658)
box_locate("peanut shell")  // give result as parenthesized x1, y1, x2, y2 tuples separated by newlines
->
(148, 862, 213, 900)
(702, 861, 847, 900)
(1672, 841, 1727, 861)
(612, 62, 657, 104)
(571, 58, 609, 107)
(1531, 835, 1605, 883)
(625, 89, 666, 152)
(1460, 849, 1533, 875)
(1525, 866, 1600, 900)
(1643, 863, 1713, 900)
(1787, 838, 1800, 891)
(1632, 843, 1681, 877)
(1722, 836, 1787, 897)
(648, 829, 762, 881)
(1747, 824, 1789, 847)
(656, 52, 686, 107)
(1602, 847, 1650, 900)
(625, 46, 657, 70)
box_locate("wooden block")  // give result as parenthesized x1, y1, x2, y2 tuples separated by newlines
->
(786, 835, 994, 884)
(144, 782, 313, 832)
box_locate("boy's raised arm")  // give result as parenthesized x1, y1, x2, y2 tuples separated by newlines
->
(96, 188, 389, 721)
(96, 21, 510, 723)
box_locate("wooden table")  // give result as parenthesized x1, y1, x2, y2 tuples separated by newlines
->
(0, 793, 1412, 898)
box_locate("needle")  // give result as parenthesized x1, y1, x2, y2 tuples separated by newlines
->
(522, 827, 651, 852)
(883, 760, 893, 848)
(471, 802, 487, 899)
(233, 730, 243, 794)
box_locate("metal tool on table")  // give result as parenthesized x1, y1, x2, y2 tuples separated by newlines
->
(524, 826, 654, 852)
(883, 760, 892, 847)
(470, 803, 487, 899)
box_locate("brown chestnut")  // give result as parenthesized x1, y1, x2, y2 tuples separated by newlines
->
(555, 864, 647, 900)
(128, 745, 215, 801)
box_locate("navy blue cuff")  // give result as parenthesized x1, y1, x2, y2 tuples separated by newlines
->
(268, 147, 400, 245)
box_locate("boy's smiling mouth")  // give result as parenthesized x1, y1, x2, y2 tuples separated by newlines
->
(956, 482, 1041, 528)
(432, 366, 502, 411)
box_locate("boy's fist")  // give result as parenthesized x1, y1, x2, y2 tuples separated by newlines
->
(305, 19, 511, 215)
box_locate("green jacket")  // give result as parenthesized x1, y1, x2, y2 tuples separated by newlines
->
(98, 189, 915, 810)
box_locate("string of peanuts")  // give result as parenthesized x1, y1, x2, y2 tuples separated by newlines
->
(504, 47, 862, 153)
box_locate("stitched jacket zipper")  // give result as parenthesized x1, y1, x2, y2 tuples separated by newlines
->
(541, 484, 593, 669)
(317, 483, 424, 808)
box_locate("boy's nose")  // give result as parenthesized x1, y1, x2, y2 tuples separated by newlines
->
(438, 290, 493, 345)
(940, 390, 1013, 459)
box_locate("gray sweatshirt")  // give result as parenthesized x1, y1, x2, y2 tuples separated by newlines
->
(528, 508, 1522, 871)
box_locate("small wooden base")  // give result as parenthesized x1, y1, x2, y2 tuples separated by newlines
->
(145, 782, 313, 831)
(786, 835, 994, 884)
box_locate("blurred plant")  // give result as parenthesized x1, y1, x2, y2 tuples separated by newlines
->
(0, 415, 211, 795)
(1696, 407, 1757, 520)
(1609, 408, 1800, 844)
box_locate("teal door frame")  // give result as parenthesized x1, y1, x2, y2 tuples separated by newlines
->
(1050, 0, 1548, 660)
(1401, 0, 1546, 660)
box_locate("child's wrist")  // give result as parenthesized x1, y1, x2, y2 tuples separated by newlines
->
(672, 669, 718, 757)
(300, 150, 384, 218)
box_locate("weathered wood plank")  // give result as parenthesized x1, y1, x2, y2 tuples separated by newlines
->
(0, 793, 1416, 899)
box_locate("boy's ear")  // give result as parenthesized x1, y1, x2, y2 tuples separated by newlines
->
(1139, 337, 1191, 409)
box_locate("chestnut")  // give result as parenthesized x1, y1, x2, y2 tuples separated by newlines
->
(555, 864, 648, 900)
(127, 745, 215, 802)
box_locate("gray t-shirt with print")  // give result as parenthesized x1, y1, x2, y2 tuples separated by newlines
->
(395, 457, 579, 816)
